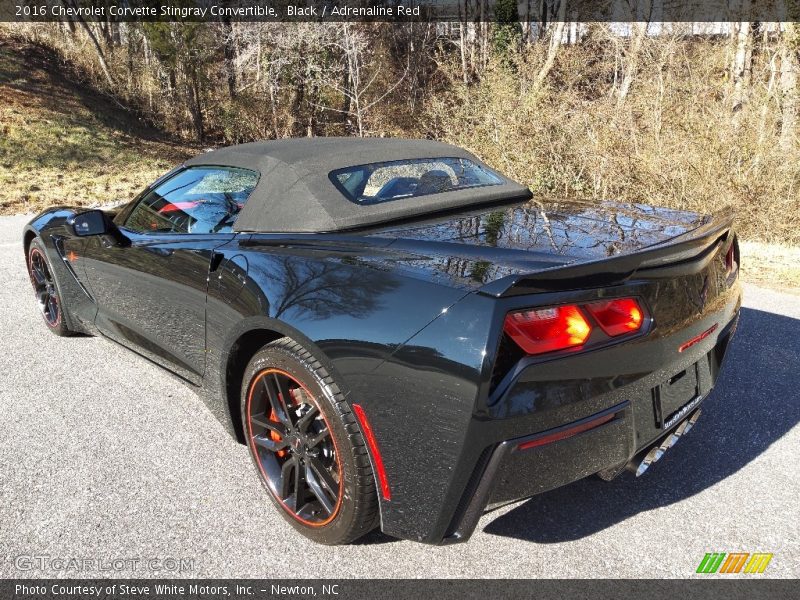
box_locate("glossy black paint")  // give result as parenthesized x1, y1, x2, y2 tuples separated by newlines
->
(23, 197, 741, 544)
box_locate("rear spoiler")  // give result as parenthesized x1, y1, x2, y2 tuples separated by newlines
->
(478, 211, 735, 298)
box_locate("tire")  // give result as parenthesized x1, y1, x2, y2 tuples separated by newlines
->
(27, 238, 73, 337)
(240, 337, 378, 544)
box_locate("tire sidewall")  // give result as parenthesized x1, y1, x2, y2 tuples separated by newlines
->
(240, 341, 363, 545)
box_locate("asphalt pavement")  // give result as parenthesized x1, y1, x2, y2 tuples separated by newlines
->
(0, 214, 797, 578)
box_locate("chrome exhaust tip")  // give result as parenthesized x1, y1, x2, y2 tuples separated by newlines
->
(634, 446, 664, 477)
(683, 409, 701, 435)
(629, 410, 701, 477)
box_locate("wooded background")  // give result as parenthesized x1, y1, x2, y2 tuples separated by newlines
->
(5, 0, 800, 244)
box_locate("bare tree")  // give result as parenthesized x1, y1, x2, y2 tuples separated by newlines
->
(63, 0, 114, 88)
(780, 22, 799, 150)
(617, 0, 654, 108)
(756, 37, 781, 158)
(531, 0, 567, 95)
(318, 24, 407, 137)
(458, 0, 477, 84)
(730, 17, 754, 115)
(220, 16, 237, 100)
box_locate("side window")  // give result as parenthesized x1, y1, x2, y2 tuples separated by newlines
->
(124, 167, 259, 234)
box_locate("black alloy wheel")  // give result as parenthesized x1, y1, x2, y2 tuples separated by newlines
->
(246, 368, 343, 526)
(29, 247, 60, 327)
(27, 239, 71, 336)
(241, 338, 379, 544)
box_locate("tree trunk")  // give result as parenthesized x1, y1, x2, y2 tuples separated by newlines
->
(142, 32, 153, 112)
(268, 63, 280, 138)
(289, 65, 306, 137)
(62, 12, 76, 35)
(306, 66, 320, 137)
(66, 1, 115, 88)
(99, 18, 113, 48)
(340, 68, 352, 133)
(755, 48, 779, 160)
(616, 1, 652, 109)
(459, 21, 469, 84)
(479, 0, 488, 72)
(780, 23, 799, 151)
(531, 0, 567, 95)
(731, 21, 754, 114)
(126, 26, 136, 97)
(537, 0, 548, 41)
(458, 0, 470, 84)
(183, 65, 204, 141)
(221, 16, 237, 99)
(255, 31, 262, 86)
(521, 0, 531, 44)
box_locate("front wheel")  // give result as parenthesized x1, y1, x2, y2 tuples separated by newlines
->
(27, 238, 73, 336)
(241, 338, 378, 544)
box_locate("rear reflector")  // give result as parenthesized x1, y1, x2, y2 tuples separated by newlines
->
(678, 323, 719, 353)
(585, 298, 644, 337)
(517, 412, 616, 451)
(503, 305, 591, 355)
(351, 403, 391, 501)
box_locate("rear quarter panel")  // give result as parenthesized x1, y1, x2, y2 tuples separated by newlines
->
(202, 235, 492, 538)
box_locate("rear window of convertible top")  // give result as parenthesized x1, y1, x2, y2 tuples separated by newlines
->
(330, 157, 503, 205)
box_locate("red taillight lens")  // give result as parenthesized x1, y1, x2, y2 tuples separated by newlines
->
(584, 298, 644, 337)
(503, 305, 592, 355)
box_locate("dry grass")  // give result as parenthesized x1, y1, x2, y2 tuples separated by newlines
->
(740, 241, 800, 293)
(0, 38, 195, 215)
(420, 36, 800, 246)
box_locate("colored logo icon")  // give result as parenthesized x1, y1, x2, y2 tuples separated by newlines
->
(697, 552, 773, 574)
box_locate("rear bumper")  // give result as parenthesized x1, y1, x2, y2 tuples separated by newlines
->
(440, 310, 739, 544)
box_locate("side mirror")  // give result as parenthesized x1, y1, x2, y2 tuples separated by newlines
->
(70, 210, 112, 237)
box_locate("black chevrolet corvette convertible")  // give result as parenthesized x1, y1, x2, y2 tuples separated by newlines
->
(24, 138, 740, 545)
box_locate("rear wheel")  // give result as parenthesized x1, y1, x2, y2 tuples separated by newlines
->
(241, 338, 378, 544)
(27, 238, 72, 336)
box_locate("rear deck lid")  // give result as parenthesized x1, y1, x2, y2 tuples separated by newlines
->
(368, 200, 714, 292)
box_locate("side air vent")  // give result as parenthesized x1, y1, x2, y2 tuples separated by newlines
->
(489, 333, 524, 395)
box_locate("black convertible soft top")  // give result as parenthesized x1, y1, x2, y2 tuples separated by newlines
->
(184, 138, 532, 233)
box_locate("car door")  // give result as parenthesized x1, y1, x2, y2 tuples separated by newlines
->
(79, 166, 259, 384)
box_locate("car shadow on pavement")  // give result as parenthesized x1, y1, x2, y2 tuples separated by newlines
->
(482, 307, 800, 543)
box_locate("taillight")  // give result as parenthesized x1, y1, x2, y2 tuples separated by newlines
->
(503, 305, 591, 355)
(503, 297, 645, 356)
(584, 298, 644, 337)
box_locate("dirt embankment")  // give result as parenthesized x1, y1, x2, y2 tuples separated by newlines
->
(0, 37, 196, 215)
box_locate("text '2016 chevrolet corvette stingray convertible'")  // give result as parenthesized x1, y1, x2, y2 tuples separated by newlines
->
(24, 138, 740, 544)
